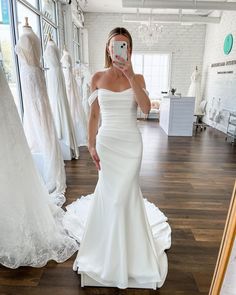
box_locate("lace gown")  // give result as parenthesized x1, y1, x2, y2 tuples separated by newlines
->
(63, 88, 172, 289)
(0, 66, 78, 269)
(15, 27, 66, 202)
(61, 50, 87, 147)
(44, 40, 79, 159)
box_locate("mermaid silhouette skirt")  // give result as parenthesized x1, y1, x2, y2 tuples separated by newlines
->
(63, 88, 171, 288)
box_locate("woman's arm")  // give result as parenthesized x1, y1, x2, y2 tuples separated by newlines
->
(113, 54, 151, 114)
(88, 72, 101, 170)
(128, 74, 151, 114)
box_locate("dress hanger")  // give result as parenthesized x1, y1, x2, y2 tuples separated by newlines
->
(63, 44, 68, 52)
(48, 32, 53, 41)
(23, 17, 31, 28)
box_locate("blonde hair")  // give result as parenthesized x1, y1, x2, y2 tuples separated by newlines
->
(104, 27, 133, 68)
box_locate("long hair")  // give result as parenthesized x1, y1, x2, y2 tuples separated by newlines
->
(104, 27, 133, 68)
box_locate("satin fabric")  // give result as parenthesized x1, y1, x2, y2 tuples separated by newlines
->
(63, 88, 171, 289)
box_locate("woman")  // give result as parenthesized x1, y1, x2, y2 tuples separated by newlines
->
(63, 27, 171, 289)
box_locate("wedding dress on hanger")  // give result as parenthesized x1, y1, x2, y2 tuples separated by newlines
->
(61, 50, 87, 147)
(74, 64, 89, 122)
(0, 66, 78, 269)
(44, 39, 79, 159)
(15, 25, 66, 204)
(81, 64, 91, 120)
(63, 88, 172, 289)
(187, 67, 202, 115)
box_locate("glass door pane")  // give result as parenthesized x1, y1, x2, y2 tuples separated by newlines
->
(0, 0, 21, 116)
(20, 0, 39, 9)
(17, 1, 40, 37)
(42, 19, 57, 51)
(41, 0, 56, 23)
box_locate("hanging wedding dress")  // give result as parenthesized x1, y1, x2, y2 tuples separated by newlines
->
(74, 64, 83, 98)
(74, 64, 89, 122)
(81, 65, 91, 120)
(63, 88, 172, 289)
(15, 26, 66, 203)
(187, 67, 202, 115)
(44, 40, 79, 159)
(61, 50, 87, 146)
(0, 66, 78, 269)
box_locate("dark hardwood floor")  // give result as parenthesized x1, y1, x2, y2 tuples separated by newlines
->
(1, 120, 236, 295)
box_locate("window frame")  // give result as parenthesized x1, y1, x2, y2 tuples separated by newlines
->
(7, 0, 59, 119)
(132, 51, 172, 99)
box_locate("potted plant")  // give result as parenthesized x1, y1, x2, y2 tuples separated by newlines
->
(170, 88, 177, 95)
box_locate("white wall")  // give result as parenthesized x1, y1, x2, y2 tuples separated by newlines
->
(83, 12, 206, 97)
(202, 11, 236, 133)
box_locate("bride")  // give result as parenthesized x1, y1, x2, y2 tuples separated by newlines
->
(63, 27, 171, 289)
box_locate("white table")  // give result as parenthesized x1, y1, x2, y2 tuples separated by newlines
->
(160, 96, 195, 136)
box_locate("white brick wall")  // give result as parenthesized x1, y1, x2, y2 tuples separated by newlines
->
(202, 11, 236, 133)
(83, 12, 206, 97)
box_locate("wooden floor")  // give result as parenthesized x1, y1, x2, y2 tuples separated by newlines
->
(1, 121, 236, 295)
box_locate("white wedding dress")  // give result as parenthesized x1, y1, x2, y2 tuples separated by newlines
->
(74, 65, 90, 122)
(63, 88, 172, 289)
(44, 40, 79, 159)
(61, 50, 87, 147)
(15, 26, 66, 201)
(187, 69, 202, 115)
(81, 75, 91, 120)
(0, 66, 78, 269)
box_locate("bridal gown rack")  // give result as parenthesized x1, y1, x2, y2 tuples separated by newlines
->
(44, 39, 79, 160)
(61, 49, 88, 147)
(15, 24, 66, 205)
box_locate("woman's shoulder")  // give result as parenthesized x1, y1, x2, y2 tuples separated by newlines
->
(90, 69, 109, 89)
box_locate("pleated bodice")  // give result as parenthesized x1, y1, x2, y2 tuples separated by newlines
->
(97, 88, 138, 131)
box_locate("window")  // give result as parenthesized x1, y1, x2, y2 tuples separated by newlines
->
(42, 19, 57, 50)
(41, 0, 56, 23)
(132, 53, 171, 99)
(17, 1, 40, 37)
(0, 0, 22, 116)
(0, 0, 59, 119)
(12, 0, 58, 116)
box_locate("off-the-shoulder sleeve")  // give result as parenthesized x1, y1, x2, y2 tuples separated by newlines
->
(143, 88, 149, 96)
(88, 89, 98, 106)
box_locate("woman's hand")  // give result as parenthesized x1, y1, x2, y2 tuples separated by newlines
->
(88, 145, 101, 171)
(113, 51, 135, 81)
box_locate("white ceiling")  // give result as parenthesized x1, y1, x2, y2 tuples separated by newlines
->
(78, 0, 230, 15)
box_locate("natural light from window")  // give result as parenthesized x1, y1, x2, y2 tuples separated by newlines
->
(132, 53, 171, 100)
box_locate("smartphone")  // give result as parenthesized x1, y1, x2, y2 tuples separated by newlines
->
(112, 41, 128, 62)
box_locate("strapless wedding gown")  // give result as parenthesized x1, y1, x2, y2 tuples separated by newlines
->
(63, 88, 171, 289)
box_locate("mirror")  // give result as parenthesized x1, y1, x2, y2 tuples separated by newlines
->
(209, 180, 236, 295)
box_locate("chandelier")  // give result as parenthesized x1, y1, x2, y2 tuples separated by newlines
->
(137, 16, 163, 47)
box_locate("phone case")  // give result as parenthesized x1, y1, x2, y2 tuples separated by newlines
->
(112, 41, 128, 62)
